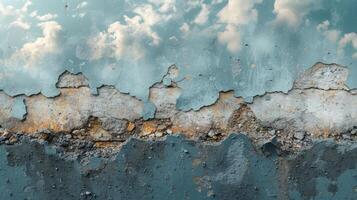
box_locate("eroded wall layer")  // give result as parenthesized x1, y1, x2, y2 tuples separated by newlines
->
(1, 134, 357, 200)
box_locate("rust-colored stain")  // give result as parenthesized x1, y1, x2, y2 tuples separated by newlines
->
(192, 158, 202, 167)
(185, 75, 192, 81)
(87, 118, 112, 140)
(141, 121, 157, 136)
(127, 122, 136, 132)
(321, 128, 330, 138)
(10, 118, 63, 134)
(170, 125, 203, 139)
(6, 90, 86, 134)
(94, 141, 122, 148)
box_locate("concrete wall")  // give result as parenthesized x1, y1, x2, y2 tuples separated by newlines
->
(0, 1, 357, 199)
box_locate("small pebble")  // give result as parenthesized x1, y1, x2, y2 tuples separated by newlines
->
(294, 132, 305, 140)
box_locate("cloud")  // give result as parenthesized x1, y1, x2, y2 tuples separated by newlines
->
(10, 18, 31, 29)
(0, 2, 16, 16)
(218, 0, 262, 26)
(10, 21, 62, 67)
(108, 19, 144, 59)
(316, 20, 340, 43)
(194, 4, 210, 25)
(1, 1, 56, 26)
(339, 33, 357, 49)
(88, 3, 171, 60)
(149, 0, 176, 13)
(316, 20, 357, 59)
(218, 24, 241, 53)
(109, 14, 161, 59)
(338, 32, 357, 59)
(354, 52, 357, 59)
(133, 4, 170, 26)
(36, 13, 58, 21)
(180, 22, 190, 33)
(1, 1, 33, 29)
(20, 0, 32, 13)
(273, 0, 321, 28)
(0, 0, 32, 17)
(317, 20, 357, 59)
(76, 1, 88, 9)
(87, 32, 107, 61)
(217, 0, 262, 53)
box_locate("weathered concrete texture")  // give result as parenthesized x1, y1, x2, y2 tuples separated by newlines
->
(0, 93, 17, 121)
(150, 86, 243, 138)
(250, 63, 357, 137)
(250, 89, 356, 137)
(151, 62, 357, 143)
(1, 86, 144, 134)
(294, 63, 349, 90)
(10, 96, 27, 120)
(1, 71, 245, 140)
(0, 134, 356, 200)
(0, 94, 26, 123)
(285, 140, 357, 200)
(0, 63, 356, 146)
(56, 71, 89, 88)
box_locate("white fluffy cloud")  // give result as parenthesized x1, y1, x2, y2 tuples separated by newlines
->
(1, 0, 33, 29)
(180, 22, 190, 33)
(10, 21, 62, 67)
(87, 32, 108, 61)
(36, 13, 58, 21)
(148, 0, 176, 13)
(194, 4, 210, 25)
(273, 0, 321, 28)
(316, 20, 357, 59)
(315, 20, 357, 59)
(218, 0, 262, 26)
(88, 3, 172, 60)
(0, 0, 31, 16)
(76, 1, 88, 9)
(10, 18, 31, 29)
(218, 24, 241, 53)
(316, 20, 340, 43)
(0, 3, 16, 16)
(1, 0, 59, 32)
(217, 0, 262, 53)
(107, 16, 160, 60)
(338, 32, 357, 59)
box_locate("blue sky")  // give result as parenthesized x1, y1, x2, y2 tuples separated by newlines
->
(0, 0, 356, 111)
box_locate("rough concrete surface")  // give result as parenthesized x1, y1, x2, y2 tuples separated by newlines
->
(0, 62, 357, 199)
(0, 134, 356, 200)
(1, 63, 356, 145)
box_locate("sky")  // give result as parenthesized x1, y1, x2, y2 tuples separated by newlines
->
(0, 0, 356, 112)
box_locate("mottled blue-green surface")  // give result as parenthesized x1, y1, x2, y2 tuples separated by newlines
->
(10, 96, 26, 120)
(0, 134, 356, 200)
(0, 0, 357, 114)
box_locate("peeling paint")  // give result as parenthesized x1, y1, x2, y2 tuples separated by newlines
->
(0, 63, 356, 146)
(10, 96, 27, 120)
(1, 0, 357, 112)
(250, 63, 357, 137)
